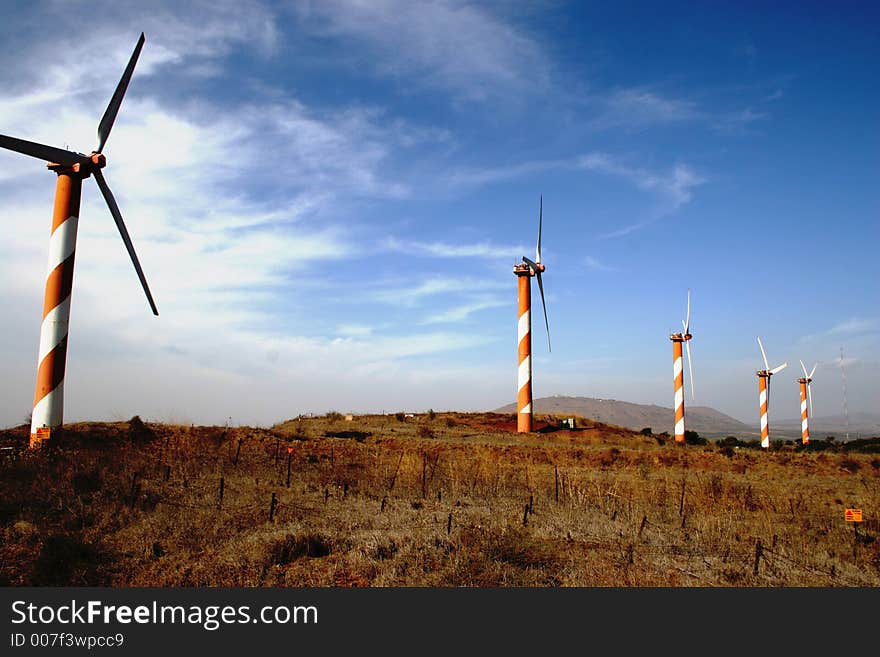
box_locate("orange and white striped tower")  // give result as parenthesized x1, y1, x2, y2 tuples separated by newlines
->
(797, 377, 810, 445)
(756, 337, 787, 450)
(797, 360, 817, 446)
(514, 196, 550, 434)
(29, 164, 89, 447)
(670, 332, 691, 443)
(757, 371, 771, 449)
(669, 289, 694, 443)
(515, 262, 533, 432)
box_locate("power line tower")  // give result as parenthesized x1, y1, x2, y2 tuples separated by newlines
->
(839, 347, 850, 441)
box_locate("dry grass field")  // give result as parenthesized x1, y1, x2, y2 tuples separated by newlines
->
(1, 412, 878, 587)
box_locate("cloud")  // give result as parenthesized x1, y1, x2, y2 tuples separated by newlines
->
(589, 88, 699, 130)
(290, 0, 549, 101)
(383, 237, 524, 259)
(584, 256, 616, 272)
(798, 318, 879, 344)
(577, 153, 704, 208)
(421, 296, 507, 324)
(372, 276, 508, 308)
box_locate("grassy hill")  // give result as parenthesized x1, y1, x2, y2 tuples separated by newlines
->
(1, 412, 878, 587)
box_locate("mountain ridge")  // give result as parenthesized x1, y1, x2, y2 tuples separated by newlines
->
(492, 395, 751, 436)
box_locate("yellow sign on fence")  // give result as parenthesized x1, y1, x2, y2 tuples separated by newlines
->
(845, 509, 863, 522)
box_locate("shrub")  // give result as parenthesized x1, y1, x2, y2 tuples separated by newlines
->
(268, 533, 332, 564)
(427, 409, 436, 421)
(639, 427, 653, 436)
(395, 412, 406, 422)
(839, 458, 861, 473)
(418, 425, 436, 439)
(325, 411, 343, 423)
(684, 430, 707, 446)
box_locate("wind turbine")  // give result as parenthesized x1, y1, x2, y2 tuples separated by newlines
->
(0, 33, 157, 448)
(756, 337, 787, 449)
(513, 196, 550, 433)
(797, 360, 817, 445)
(669, 289, 695, 443)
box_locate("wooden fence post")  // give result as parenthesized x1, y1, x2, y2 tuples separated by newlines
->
(555, 465, 559, 503)
(129, 472, 139, 509)
(753, 539, 763, 576)
(269, 492, 277, 522)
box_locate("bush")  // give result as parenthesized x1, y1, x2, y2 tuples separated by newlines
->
(325, 411, 343, 423)
(639, 427, 653, 436)
(684, 430, 707, 446)
(427, 409, 436, 421)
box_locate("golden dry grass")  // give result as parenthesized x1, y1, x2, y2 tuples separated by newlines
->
(1, 412, 878, 587)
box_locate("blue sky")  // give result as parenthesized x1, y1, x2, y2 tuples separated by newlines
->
(0, 1, 877, 428)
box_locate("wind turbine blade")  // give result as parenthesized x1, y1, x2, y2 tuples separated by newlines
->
(809, 363, 817, 379)
(96, 33, 145, 153)
(685, 339, 695, 401)
(757, 336, 769, 372)
(684, 288, 691, 334)
(770, 362, 788, 375)
(92, 168, 158, 315)
(807, 382, 814, 419)
(0, 134, 86, 166)
(535, 271, 550, 352)
(536, 195, 543, 264)
(800, 359, 809, 378)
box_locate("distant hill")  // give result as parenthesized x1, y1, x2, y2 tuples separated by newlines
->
(492, 395, 752, 437)
(772, 412, 880, 440)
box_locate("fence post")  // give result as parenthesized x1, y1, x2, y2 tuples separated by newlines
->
(269, 492, 277, 522)
(218, 477, 225, 510)
(129, 472, 139, 509)
(286, 448, 293, 488)
(753, 539, 763, 576)
(555, 465, 559, 503)
(233, 437, 242, 465)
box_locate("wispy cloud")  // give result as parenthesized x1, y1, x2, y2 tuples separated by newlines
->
(372, 277, 507, 307)
(798, 318, 879, 344)
(421, 296, 507, 324)
(577, 153, 704, 209)
(584, 255, 616, 272)
(589, 88, 699, 130)
(383, 237, 524, 260)
(291, 0, 549, 102)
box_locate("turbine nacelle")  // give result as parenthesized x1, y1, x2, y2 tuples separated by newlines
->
(521, 256, 545, 275)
